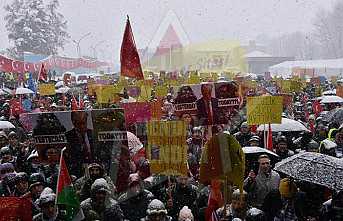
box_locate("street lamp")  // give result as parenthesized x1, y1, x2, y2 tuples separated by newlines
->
(90, 40, 106, 59)
(72, 32, 92, 58)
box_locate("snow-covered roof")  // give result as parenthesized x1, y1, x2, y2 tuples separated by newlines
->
(148, 10, 190, 50)
(270, 58, 343, 69)
(245, 50, 272, 58)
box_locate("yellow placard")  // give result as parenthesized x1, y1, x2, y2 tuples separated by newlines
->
(38, 83, 56, 96)
(95, 85, 119, 103)
(138, 85, 152, 102)
(147, 120, 188, 176)
(155, 85, 168, 97)
(247, 96, 283, 125)
(188, 72, 200, 84)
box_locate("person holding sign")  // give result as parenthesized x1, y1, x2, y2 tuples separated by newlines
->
(196, 83, 219, 125)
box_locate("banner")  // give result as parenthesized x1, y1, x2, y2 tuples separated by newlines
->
(171, 82, 240, 126)
(147, 120, 188, 176)
(0, 197, 32, 221)
(247, 96, 283, 125)
(0, 54, 109, 73)
(38, 83, 56, 96)
(29, 109, 129, 192)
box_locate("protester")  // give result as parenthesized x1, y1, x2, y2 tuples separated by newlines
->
(234, 122, 255, 147)
(80, 178, 124, 221)
(118, 173, 154, 220)
(166, 175, 198, 221)
(143, 199, 172, 221)
(217, 189, 252, 220)
(244, 154, 280, 209)
(33, 187, 58, 221)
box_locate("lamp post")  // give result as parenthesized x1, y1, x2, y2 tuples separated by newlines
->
(90, 40, 106, 59)
(72, 32, 91, 58)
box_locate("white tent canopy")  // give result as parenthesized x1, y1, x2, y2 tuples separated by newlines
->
(269, 58, 343, 77)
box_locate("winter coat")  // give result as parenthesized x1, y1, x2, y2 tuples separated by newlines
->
(118, 189, 154, 221)
(244, 170, 280, 209)
(320, 199, 343, 221)
(233, 131, 254, 147)
(80, 197, 124, 221)
(75, 176, 116, 201)
(167, 184, 199, 221)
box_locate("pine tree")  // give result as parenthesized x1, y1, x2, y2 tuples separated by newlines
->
(4, 0, 69, 59)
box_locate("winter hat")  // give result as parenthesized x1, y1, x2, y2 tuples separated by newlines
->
(128, 173, 140, 186)
(146, 199, 167, 215)
(91, 178, 110, 194)
(246, 208, 265, 221)
(178, 206, 193, 221)
(0, 163, 15, 179)
(279, 178, 297, 199)
(37, 187, 56, 206)
(14, 172, 28, 184)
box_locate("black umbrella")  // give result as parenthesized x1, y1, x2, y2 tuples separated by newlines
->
(322, 107, 343, 125)
(243, 146, 280, 175)
(274, 152, 343, 190)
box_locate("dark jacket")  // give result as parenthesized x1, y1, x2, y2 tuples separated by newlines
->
(80, 197, 124, 221)
(196, 97, 219, 125)
(118, 189, 154, 221)
(168, 184, 199, 221)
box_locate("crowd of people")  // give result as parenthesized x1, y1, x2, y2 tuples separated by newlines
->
(0, 72, 342, 221)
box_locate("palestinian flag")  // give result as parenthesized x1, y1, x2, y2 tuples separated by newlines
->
(56, 149, 84, 220)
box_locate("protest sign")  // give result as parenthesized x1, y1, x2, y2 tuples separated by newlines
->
(30, 109, 128, 192)
(91, 109, 128, 192)
(95, 85, 120, 103)
(0, 197, 32, 221)
(155, 85, 168, 98)
(171, 82, 240, 126)
(188, 72, 200, 84)
(247, 96, 283, 125)
(38, 83, 56, 95)
(147, 120, 188, 176)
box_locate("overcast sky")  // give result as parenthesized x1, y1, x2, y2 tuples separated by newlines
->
(0, 0, 338, 62)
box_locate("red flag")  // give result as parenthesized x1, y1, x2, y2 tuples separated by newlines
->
(267, 123, 273, 150)
(38, 63, 48, 82)
(71, 96, 78, 110)
(313, 100, 323, 117)
(251, 125, 257, 133)
(205, 180, 223, 221)
(120, 16, 144, 80)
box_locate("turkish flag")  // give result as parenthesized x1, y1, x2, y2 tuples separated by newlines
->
(120, 16, 144, 80)
(38, 63, 48, 82)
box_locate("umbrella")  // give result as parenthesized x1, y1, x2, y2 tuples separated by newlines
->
(243, 146, 280, 175)
(15, 87, 34, 95)
(322, 90, 336, 96)
(0, 121, 15, 129)
(55, 86, 70, 94)
(257, 118, 309, 132)
(322, 107, 343, 124)
(55, 81, 64, 88)
(274, 152, 343, 190)
(320, 95, 343, 104)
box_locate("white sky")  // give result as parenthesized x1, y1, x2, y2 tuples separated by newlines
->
(0, 0, 338, 63)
